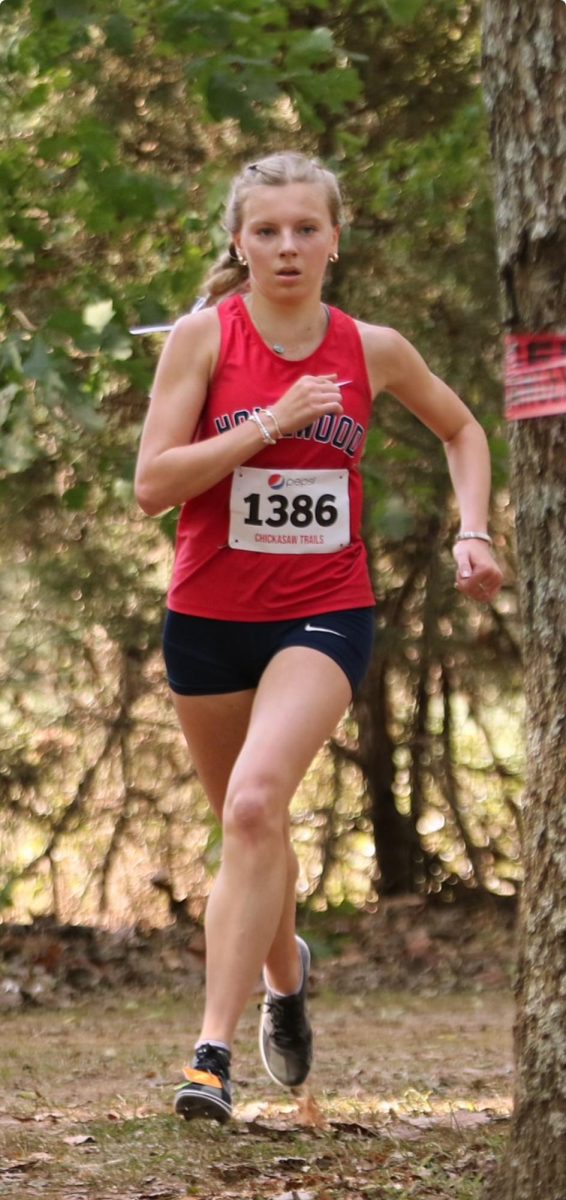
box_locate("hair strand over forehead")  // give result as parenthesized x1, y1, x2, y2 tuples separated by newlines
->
(226, 151, 343, 233)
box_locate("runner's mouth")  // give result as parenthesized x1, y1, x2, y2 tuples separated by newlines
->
(277, 269, 301, 277)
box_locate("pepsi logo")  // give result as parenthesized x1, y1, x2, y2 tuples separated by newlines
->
(268, 474, 285, 489)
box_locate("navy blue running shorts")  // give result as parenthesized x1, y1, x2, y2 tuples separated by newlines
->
(163, 607, 375, 699)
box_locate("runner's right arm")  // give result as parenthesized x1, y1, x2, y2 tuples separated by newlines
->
(135, 313, 344, 515)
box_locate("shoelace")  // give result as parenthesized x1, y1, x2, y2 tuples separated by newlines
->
(193, 1045, 230, 1079)
(263, 994, 308, 1050)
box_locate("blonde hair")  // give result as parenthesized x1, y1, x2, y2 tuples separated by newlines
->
(200, 152, 343, 306)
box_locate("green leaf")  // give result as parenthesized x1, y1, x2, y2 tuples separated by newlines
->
(62, 482, 90, 510)
(0, 877, 17, 913)
(22, 337, 51, 381)
(0, 383, 20, 426)
(19, 82, 50, 111)
(54, 0, 92, 22)
(44, 309, 86, 339)
(82, 300, 115, 333)
(64, 398, 105, 432)
(104, 14, 135, 55)
(204, 72, 260, 128)
(288, 26, 335, 61)
(107, 340, 133, 362)
(159, 509, 179, 545)
(203, 820, 223, 868)
(372, 496, 416, 540)
(0, 425, 38, 473)
(380, 0, 428, 25)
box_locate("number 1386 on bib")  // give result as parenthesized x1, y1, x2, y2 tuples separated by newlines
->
(229, 467, 351, 555)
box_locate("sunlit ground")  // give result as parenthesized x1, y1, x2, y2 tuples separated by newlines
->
(0, 985, 513, 1198)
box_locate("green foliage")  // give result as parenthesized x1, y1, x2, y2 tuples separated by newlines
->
(381, 0, 428, 25)
(0, 0, 361, 483)
(0, 0, 521, 922)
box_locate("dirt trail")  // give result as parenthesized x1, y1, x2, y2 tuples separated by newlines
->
(0, 977, 513, 1200)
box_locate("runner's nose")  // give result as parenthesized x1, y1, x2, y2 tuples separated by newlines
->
(280, 230, 297, 255)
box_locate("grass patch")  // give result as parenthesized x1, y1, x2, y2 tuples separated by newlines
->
(0, 986, 511, 1198)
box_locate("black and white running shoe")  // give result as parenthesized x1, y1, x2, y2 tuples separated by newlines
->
(174, 1043, 232, 1124)
(259, 936, 313, 1087)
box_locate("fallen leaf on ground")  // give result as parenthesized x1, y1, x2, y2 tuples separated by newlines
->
(295, 1091, 328, 1129)
(236, 1099, 269, 1121)
(138, 1188, 178, 1199)
(397, 1109, 501, 1130)
(272, 1192, 316, 1200)
(0, 1152, 53, 1173)
(329, 1118, 381, 1138)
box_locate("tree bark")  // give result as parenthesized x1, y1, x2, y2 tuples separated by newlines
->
(482, 4, 566, 1197)
(356, 654, 421, 894)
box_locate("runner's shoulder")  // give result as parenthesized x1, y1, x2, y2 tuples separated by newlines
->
(353, 320, 412, 392)
(172, 304, 220, 343)
(354, 319, 407, 357)
(166, 305, 221, 375)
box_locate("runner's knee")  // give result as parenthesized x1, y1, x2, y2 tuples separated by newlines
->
(224, 772, 287, 842)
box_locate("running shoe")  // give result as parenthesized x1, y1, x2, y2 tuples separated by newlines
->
(174, 1043, 232, 1123)
(259, 935, 313, 1087)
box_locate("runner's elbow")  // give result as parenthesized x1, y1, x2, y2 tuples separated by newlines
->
(134, 471, 166, 516)
(136, 491, 164, 517)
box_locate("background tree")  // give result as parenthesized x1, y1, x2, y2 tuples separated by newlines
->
(0, 0, 364, 921)
(304, 0, 522, 898)
(482, 2, 565, 1197)
(0, 0, 522, 923)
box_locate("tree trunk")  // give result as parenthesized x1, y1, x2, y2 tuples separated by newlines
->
(356, 656, 421, 894)
(482, 4, 566, 1197)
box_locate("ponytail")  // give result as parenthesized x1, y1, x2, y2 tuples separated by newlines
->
(199, 246, 249, 308)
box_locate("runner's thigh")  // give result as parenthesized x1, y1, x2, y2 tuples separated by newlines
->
(171, 689, 255, 820)
(226, 646, 352, 810)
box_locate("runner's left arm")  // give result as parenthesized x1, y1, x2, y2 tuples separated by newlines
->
(360, 324, 503, 603)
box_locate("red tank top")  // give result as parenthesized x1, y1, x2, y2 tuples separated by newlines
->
(167, 294, 375, 620)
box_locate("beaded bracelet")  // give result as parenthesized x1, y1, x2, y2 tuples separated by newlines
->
(249, 410, 276, 445)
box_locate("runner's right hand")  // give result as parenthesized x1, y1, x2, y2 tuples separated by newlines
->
(272, 375, 344, 435)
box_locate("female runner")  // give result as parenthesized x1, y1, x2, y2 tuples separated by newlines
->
(135, 151, 503, 1124)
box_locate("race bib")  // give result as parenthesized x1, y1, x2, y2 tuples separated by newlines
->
(229, 467, 350, 555)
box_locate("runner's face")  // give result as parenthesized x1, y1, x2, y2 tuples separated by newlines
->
(234, 183, 339, 301)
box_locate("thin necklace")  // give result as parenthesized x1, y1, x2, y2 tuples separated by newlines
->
(247, 300, 329, 357)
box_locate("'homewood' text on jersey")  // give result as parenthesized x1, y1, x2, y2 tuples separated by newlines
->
(168, 294, 375, 621)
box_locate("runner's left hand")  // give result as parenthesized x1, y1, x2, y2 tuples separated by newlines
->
(453, 541, 503, 604)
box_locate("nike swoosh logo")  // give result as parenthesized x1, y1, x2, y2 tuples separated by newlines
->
(304, 623, 347, 638)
